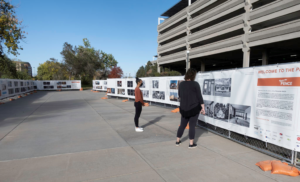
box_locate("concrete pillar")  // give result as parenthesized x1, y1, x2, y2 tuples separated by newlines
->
(242, 0, 252, 68)
(157, 63, 160, 73)
(243, 49, 250, 67)
(186, 51, 190, 72)
(201, 61, 205, 72)
(262, 50, 269, 65)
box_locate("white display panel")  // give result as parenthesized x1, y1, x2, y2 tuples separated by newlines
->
(107, 63, 300, 151)
(0, 79, 34, 99)
(35, 80, 81, 90)
(92, 80, 107, 91)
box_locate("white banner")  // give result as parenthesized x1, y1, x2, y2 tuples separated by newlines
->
(107, 63, 300, 151)
(0, 79, 35, 99)
(93, 80, 107, 91)
(35, 80, 81, 90)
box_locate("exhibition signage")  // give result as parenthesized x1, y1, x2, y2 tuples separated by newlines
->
(0, 79, 34, 99)
(35, 80, 81, 90)
(92, 80, 107, 91)
(107, 63, 300, 152)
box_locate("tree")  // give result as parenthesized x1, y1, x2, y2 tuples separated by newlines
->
(0, 54, 17, 78)
(135, 61, 180, 78)
(0, 0, 26, 57)
(37, 58, 69, 80)
(108, 65, 123, 78)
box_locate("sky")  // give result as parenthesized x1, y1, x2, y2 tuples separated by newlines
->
(8, 0, 179, 77)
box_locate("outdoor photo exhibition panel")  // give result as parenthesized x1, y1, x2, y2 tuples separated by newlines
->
(198, 63, 300, 152)
(36, 80, 81, 90)
(107, 63, 300, 151)
(0, 79, 34, 99)
(93, 80, 107, 91)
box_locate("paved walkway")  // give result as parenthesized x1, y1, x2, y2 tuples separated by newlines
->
(0, 90, 299, 182)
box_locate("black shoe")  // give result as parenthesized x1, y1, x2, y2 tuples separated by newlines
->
(189, 144, 197, 149)
(176, 140, 181, 146)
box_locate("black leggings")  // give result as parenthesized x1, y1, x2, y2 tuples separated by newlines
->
(176, 114, 199, 140)
(134, 102, 142, 127)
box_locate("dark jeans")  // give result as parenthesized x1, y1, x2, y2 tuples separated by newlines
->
(176, 114, 199, 140)
(134, 102, 142, 127)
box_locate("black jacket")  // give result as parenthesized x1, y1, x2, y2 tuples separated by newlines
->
(178, 81, 204, 118)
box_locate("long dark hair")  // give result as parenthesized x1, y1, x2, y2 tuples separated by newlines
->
(184, 68, 197, 81)
(136, 77, 142, 84)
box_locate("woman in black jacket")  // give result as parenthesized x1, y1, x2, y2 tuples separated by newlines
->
(176, 68, 205, 148)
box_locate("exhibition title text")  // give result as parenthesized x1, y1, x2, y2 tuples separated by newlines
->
(258, 67, 300, 74)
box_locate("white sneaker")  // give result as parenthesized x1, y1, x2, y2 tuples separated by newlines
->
(135, 128, 143, 132)
(139, 127, 144, 130)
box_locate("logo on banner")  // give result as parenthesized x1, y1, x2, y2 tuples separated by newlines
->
(279, 79, 292, 86)
(297, 137, 300, 141)
(280, 133, 283, 136)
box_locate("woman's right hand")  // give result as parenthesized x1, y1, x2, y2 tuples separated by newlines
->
(200, 104, 205, 115)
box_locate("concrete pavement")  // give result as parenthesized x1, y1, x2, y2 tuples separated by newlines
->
(0, 90, 299, 182)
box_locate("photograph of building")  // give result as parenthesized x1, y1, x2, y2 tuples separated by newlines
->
(156, 0, 300, 74)
(214, 78, 231, 97)
(229, 104, 251, 128)
(214, 102, 229, 122)
(204, 100, 214, 118)
(170, 92, 179, 102)
(203, 79, 214, 96)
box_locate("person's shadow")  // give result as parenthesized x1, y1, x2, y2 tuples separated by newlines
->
(180, 122, 208, 143)
(141, 115, 165, 128)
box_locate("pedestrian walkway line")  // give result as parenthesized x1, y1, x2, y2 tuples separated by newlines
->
(0, 92, 54, 142)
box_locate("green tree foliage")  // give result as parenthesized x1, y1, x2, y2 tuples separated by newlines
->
(0, 54, 17, 78)
(61, 38, 118, 84)
(136, 61, 180, 78)
(0, 0, 26, 57)
(37, 58, 69, 80)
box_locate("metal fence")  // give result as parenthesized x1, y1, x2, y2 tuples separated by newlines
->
(197, 120, 299, 168)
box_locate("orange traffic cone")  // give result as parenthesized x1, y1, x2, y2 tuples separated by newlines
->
(80, 88, 83, 91)
(18, 96, 22, 98)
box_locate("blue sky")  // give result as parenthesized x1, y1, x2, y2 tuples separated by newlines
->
(9, 0, 178, 77)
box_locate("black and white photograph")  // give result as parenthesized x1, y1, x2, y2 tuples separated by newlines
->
(1, 83, 6, 90)
(117, 81, 122, 87)
(21, 87, 26, 92)
(203, 79, 214, 96)
(127, 81, 133, 87)
(214, 102, 229, 122)
(67, 85, 71, 88)
(8, 88, 14, 95)
(14, 81, 18, 87)
(95, 81, 100, 85)
(140, 80, 145, 88)
(15, 88, 20, 93)
(104, 86, 107, 89)
(229, 104, 251, 128)
(104, 81, 107, 85)
(43, 82, 50, 85)
(118, 89, 125, 95)
(152, 80, 159, 89)
(57, 82, 62, 85)
(170, 92, 179, 102)
(128, 89, 135, 96)
(8, 81, 12, 87)
(214, 78, 231, 97)
(142, 90, 149, 98)
(152, 91, 165, 100)
(170, 80, 178, 89)
(20, 82, 23, 86)
(204, 100, 214, 118)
